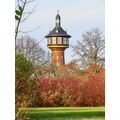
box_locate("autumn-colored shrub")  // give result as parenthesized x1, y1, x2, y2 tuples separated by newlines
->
(83, 64, 105, 75)
(80, 74, 105, 106)
(35, 73, 105, 107)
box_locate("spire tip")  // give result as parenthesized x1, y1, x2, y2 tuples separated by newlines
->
(57, 10, 59, 15)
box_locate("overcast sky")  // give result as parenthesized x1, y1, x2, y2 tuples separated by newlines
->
(19, 0, 105, 63)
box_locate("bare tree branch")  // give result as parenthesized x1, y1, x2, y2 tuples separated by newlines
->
(18, 25, 41, 33)
(21, 0, 39, 22)
(16, 36, 50, 65)
(26, 0, 36, 3)
(15, 0, 39, 45)
(72, 28, 105, 70)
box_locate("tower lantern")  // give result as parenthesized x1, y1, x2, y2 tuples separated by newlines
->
(45, 11, 71, 67)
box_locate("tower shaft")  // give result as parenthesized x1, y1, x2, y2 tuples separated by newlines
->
(50, 47, 65, 66)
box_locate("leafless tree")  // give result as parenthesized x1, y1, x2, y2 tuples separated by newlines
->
(16, 35, 50, 65)
(72, 28, 105, 69)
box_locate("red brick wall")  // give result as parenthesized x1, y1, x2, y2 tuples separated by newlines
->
(50, 47, 66, 67)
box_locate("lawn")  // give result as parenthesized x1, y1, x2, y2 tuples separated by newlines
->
(21, 107, 105, 120)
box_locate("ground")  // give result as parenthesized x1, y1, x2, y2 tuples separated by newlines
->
(21, 107, 105, 120)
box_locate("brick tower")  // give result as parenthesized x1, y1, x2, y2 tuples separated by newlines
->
(45, 11, 71, 67)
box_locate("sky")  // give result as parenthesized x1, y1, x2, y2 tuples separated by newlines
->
(18, 0, 105, 64)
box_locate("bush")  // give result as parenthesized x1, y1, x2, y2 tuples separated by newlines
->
(80, 74, 105, 106)
(16, 53, 35, 107)
(35, 73, 105, 107)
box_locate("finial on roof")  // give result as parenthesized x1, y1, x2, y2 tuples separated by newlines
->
(56, 10, 61, 27)
(57, 10, 59, 15)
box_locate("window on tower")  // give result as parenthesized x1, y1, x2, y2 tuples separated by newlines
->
(52, 37, 56, 44)
(57, 37, 62, 44)
(56, 30, 58, 33)
(48, 38, 51, 44)
(63, 38, 67, 44)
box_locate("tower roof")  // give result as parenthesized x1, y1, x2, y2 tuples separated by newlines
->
(45, 11, 71, 38)
(45, 26, 71, 38)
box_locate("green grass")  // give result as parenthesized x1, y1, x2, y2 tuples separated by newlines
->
(21, 107, 105, 120)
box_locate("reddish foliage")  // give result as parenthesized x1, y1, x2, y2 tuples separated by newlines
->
(35, 74, 105, 107)
(81, 74, 105, 106)
(84, 64, 105, 74)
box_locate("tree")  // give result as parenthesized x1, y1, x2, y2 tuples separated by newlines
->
(33, 63, 65, 78)
(15, 0, 39, 45)
(65, 60, 84, 76)
(83, 64, 105, 74)
(15, 53, 36, 119)
(16, 35, 50, 65)
(15, 53, 34, 107)
(72, 28, 105, 69)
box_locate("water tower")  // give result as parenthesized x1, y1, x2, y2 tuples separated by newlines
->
(45, 11, 71, 67)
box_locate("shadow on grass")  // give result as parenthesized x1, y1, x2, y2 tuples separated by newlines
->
(25, 110, 105, 120)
